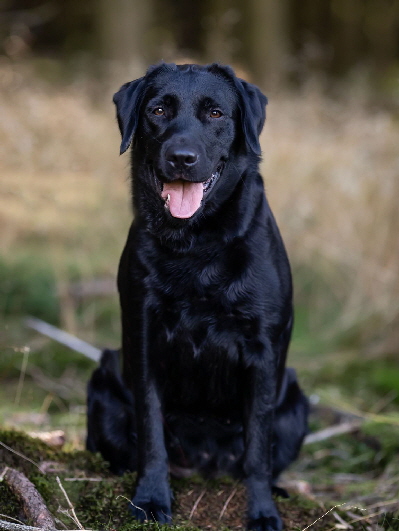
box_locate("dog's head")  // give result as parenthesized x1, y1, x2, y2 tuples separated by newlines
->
(113, 63, 267, 223)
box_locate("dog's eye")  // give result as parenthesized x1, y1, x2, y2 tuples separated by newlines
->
(153, 107, 165, 116)
(210, 110, 223, 118)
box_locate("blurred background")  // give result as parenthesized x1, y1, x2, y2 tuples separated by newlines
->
(0, 0, 399, 508)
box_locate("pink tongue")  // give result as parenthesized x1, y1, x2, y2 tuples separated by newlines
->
(161, 180, 204, 219)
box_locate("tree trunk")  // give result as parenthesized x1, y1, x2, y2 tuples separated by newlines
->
(245, 0, 289, 89)
(96, 0, 153, 68)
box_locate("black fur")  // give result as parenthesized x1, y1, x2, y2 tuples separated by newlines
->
(87, 63, 309, 530)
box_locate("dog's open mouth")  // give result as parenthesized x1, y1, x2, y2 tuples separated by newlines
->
(161, 164, 223, 219)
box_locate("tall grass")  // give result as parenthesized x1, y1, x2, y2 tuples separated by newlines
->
(1, 62, 398, 355)
(262, 85, 399, 355)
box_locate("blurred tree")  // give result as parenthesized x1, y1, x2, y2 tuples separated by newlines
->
(204, 0, 242, 66)
(1, 0, 399, 87)
(96, 0, 153, 67)
(244, 0, 289, 87)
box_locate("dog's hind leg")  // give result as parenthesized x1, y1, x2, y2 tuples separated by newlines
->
(272, 368, 309, 483)
(86, 348, 137, 475)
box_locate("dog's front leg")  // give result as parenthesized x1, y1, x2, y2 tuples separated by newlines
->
(122, 310, 172, 525)
(244, 361, 282, 531)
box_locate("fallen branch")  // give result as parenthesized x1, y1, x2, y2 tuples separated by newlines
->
(3, 468, 55, 528)
(25, 317, 101, 362)
(0, 521, 50, 531)
(304, 420, 363, 445)
(68, 278, 116, 300)
(0, 521, 85, 531)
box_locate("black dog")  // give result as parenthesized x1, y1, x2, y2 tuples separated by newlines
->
(87, 63, 309, 531)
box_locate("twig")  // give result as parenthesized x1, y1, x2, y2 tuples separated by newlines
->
(25, 317, 101, 362)
(0, 442, 42, 472)
(57, 509, 81, 527)
(0, 520, 85, 531)
(189, 489, 206, 520)
(304, 421, 363, 445)
(116, 495, 148, 521)
(219, 487, 237, 520)
(55, 476, 84, 530)
(0, 516, 24, 526)
(3, 468, 56, 528)
(301, 502, 348, 531)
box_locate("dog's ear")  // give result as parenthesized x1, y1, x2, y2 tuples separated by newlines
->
(208, 64, 267, 156)
(113, 77, 146, 154)
(235, 78, 267, 156)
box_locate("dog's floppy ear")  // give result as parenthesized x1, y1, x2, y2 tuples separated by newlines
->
(208, 64, 267, 156)
(113, 77, 146, 154)
(235, 78, 267, 156)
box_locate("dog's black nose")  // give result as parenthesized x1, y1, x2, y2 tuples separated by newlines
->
(166, 148, 199, 169)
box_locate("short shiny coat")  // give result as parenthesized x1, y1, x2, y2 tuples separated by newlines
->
(87, 63, 308, 531)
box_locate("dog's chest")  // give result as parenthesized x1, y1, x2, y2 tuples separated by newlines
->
(151, 282, 248, 414)
(143, 248, 266, 412)
(148, 247, 263, 356)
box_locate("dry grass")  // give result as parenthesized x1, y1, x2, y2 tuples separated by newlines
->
(262, 86, 399, 352)
(1, 61, 398, 353)
(0, 62, 130, 276)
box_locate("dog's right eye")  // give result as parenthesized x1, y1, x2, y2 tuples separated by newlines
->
(153, 107, 165, 116)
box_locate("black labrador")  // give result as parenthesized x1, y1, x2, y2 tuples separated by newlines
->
(87, 63, 309, 531)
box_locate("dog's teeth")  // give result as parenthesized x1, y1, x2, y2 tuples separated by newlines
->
(164, 193, 170, 207)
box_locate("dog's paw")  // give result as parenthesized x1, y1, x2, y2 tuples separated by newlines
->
(130, 499, 172, 524)
(247, 515, 283, 531)
(247, 502, 283, 531)
(130, 483, 172, 524)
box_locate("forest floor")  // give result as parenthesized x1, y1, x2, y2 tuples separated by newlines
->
(1, 389, 398, 531)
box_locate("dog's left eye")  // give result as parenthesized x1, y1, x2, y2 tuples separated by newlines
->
(210, 110, 223, 118)
(153, 107, 165, 116)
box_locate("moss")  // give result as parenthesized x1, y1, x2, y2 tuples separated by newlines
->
(0, 482, 24, 520)
(0, 429, 59, 474)
(62, 449, 112, 474)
